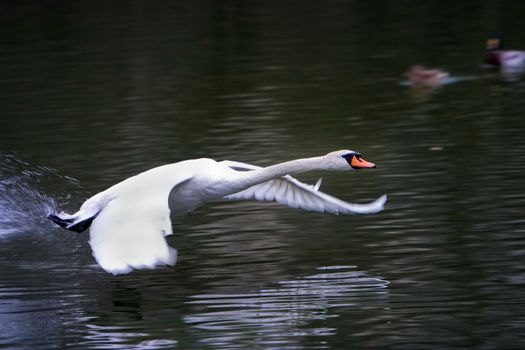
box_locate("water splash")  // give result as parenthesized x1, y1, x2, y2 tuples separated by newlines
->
(0, 153, 84, 237)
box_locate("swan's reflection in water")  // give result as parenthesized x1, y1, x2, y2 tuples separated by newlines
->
(52, 266, 388, 349)
(185, 265, 389, 348)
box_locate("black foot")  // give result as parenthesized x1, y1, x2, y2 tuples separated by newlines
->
(47, 213, 74, 229)
(47, 213, 95, 233)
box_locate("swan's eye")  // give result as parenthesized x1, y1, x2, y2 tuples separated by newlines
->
(342, 153, 356, 166)
(342, 152, 360, 161)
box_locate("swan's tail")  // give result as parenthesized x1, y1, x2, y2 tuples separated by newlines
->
(48, 190, 111, 233)
(47, 212, 97, 233)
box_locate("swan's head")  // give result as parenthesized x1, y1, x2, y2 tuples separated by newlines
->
(322, 150, 377, 171)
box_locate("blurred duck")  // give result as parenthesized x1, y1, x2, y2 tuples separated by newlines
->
(407, 65, 450, 87)
(484, 36, 525, 70)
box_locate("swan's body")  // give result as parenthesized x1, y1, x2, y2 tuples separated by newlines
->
(49, 150, 387, 275)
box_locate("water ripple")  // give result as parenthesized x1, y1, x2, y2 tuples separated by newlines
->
(185, 265, 389, 349)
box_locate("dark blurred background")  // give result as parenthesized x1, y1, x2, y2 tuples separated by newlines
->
(1, 1, 525, 349)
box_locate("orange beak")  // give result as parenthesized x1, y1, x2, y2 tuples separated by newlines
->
(351, 155, 376, 169)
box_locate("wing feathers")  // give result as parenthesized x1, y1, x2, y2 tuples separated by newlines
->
(88, 192, 178, 275)
(221, 161, 386, 215)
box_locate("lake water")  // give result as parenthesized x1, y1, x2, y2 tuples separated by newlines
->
(1, 2, 525, 349)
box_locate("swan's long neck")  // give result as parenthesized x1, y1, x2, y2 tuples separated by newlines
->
(238, 156, 324, 189)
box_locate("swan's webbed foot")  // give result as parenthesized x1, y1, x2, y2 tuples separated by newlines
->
(47, 213, 96, 233)
(47, 213, 73, 229)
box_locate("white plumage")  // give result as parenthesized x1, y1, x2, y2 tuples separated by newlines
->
(49, 150, 387, 275)
(221, 160, 384, 214)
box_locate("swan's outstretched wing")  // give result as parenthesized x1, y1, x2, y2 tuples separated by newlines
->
(85, 167, 193, 275)
(88, 194, 177, 275)
(221, 160, 386, 215)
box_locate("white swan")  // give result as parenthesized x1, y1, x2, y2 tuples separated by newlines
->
(48, 150, 387, 275)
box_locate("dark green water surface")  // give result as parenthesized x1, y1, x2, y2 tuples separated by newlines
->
(1, 2, 525, 349)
